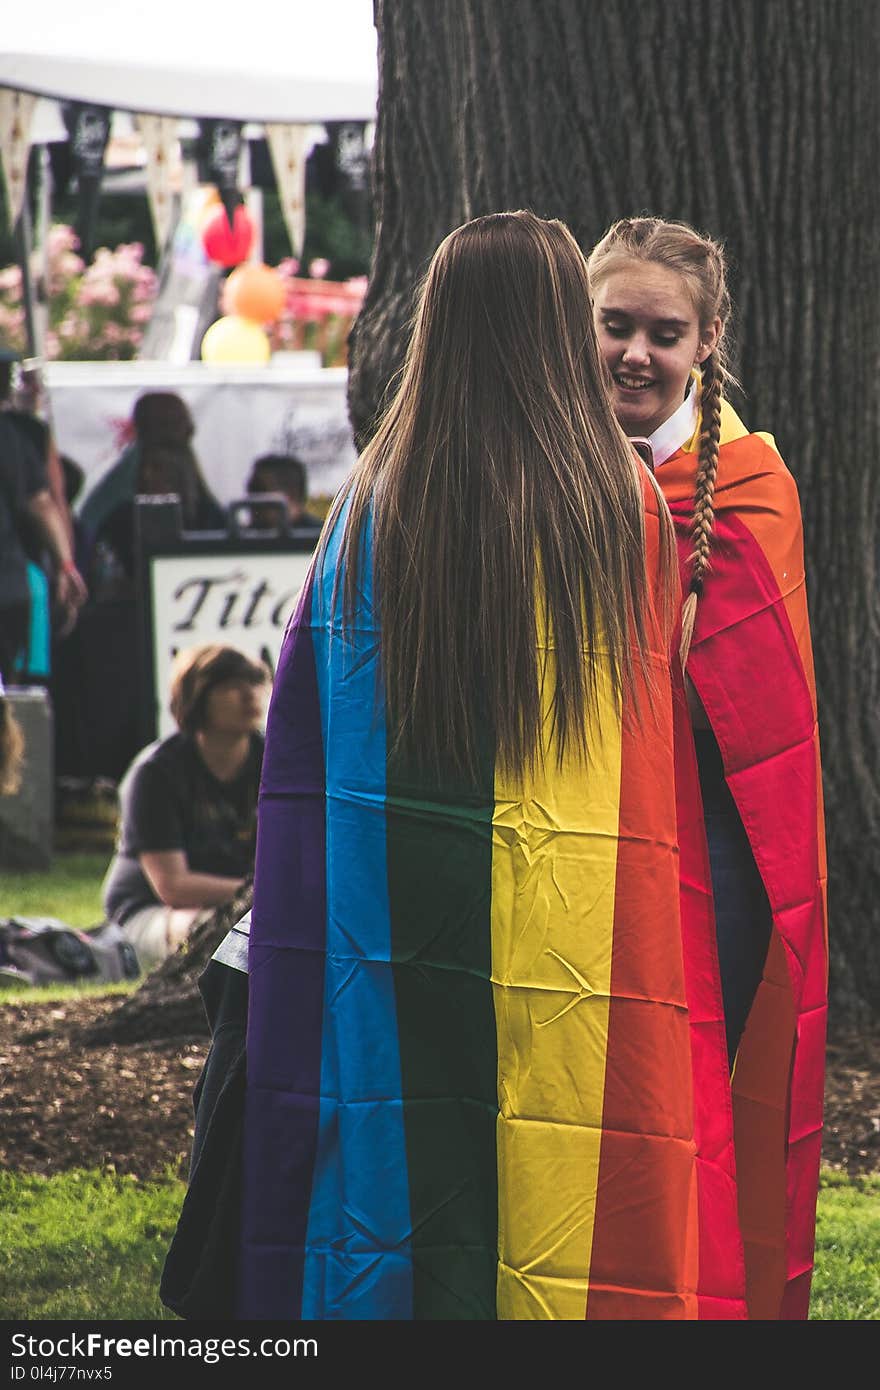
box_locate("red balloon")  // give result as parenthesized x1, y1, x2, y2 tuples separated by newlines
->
(202, 205, 255, 267)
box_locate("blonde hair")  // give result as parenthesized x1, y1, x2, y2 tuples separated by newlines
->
(588, 216, 734, 668)
(333, 209, 678, 783)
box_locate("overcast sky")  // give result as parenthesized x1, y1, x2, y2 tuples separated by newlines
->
(2, 1, 377, 83)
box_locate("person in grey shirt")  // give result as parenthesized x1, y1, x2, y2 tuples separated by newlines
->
(102, 643, 270, 971)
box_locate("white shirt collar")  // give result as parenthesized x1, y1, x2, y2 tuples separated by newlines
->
(648, 378, 698, 467)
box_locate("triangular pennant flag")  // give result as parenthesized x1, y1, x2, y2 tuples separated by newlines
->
(62, 103, 112, 260)
(219, 187, 243, 230)
(135, 112, 179, 255)
(265, 122, 308, 258)
(0, 88, 37, 230)
(196, 119, 242, 189)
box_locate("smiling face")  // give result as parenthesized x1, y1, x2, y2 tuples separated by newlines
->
(592, 260, 719, 438)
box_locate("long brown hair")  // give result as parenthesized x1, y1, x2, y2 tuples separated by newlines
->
(587, 217, 734, 668)
(336, 210, 677, 781)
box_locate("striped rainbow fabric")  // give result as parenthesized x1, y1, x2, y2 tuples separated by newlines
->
(237, 477, 710, 1320)
(660, 400, 828, 1321)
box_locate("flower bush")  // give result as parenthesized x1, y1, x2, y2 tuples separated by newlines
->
(0, 224, 157, 361)
(0, 228, 365, 368)
(269, 257, 368, 367)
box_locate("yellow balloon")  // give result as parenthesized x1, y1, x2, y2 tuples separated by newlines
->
(200, 314, 271, 365)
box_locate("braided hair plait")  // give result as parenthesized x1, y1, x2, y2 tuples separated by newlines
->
(679, 352, 722, 670)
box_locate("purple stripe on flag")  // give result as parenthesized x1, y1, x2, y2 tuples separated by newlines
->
(236, 577, 327, 1319)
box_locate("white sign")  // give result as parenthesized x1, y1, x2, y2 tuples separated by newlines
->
(150, 549, 314, 738)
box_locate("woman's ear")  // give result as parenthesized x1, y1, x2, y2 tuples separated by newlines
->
(695, 316, 722, 365)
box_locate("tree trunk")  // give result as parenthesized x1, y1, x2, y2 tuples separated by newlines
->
(349, 0, 879, 1020)
(85, 881, 253, 1045)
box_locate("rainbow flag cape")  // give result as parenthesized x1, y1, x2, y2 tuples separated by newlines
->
(237, 479, 708, 1320)
(659, 402, 828, 1320)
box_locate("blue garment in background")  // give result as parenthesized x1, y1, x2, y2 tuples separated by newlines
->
(13, 562, 51, 679)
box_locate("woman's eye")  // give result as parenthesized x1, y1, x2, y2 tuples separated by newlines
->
(603, 323, 629, 337)
(653, 334, 680, 347)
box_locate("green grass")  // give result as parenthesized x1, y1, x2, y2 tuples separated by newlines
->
(0, 1164, 875, 1320)
(0, 1169, 184, 1320)
(811, 1171, 880, 1320)
(0, 978, 136, 1005)
(2, 851, 111, 928)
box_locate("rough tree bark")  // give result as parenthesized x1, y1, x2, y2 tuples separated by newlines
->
(349, 0, 879, 1021)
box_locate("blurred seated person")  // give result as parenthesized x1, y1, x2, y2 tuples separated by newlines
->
(101, 644, 271, 972)
(245, 452, 323, 535)
(79, 392, 224, 590)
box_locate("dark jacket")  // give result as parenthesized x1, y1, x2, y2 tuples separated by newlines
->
(160, 913, 249, 1319)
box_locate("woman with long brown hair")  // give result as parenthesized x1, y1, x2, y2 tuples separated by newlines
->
(225, 210, 702, 1321)
(588, 216, 828, 1321)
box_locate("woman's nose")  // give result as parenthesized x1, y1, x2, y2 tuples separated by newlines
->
(621, 336, 651, 366)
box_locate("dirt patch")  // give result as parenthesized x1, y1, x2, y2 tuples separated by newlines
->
(0, 993, 877, 1180)
(0, 995, 207, 1180)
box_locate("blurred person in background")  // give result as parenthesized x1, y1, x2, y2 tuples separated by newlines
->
(0, 362, 87, 682)
(79, 391, 225, 591)
(1, 347, 77, 551)
(244, 452, 323, 535)
(101, 644, 270, 973)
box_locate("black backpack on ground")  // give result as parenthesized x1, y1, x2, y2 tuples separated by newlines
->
(0, 916, 141, 988)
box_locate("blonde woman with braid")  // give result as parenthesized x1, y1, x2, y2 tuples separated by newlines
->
(588, 217, 828, 1322)
(194, 210, 719, 1322)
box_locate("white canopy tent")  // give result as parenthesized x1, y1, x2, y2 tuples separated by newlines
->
(0, 0, 378, 501)
(0, 1, 378, 122)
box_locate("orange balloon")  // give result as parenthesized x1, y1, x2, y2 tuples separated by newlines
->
(225, 262, 287, 324)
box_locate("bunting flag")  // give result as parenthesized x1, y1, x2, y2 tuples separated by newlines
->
(658, 399, 828, 1320)
(0, 87, 37, 231)
(135, 113, 179, 255)
(264, 122, 308, 258)
(195, 119, 243, 228)
(61, 102, 112, 261)
(236, 474, 722, 1320)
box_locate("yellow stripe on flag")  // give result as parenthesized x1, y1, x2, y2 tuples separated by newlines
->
(492, 651, 623, 1320)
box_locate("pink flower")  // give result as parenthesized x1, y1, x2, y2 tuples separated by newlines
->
(309, 258, 330, 279)
(47, 224, 80, 254)
(0, 265, 23, 292)
(80, 279, 121, 308)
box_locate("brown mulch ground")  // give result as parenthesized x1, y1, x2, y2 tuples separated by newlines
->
(0, 993, 877, 1181)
